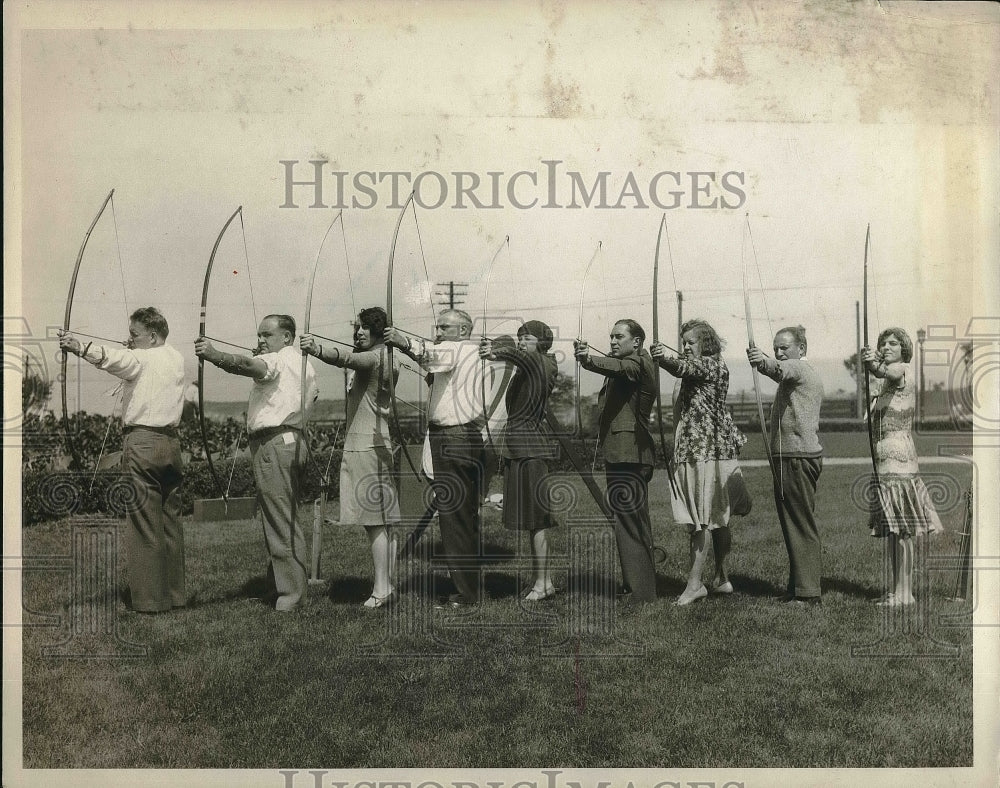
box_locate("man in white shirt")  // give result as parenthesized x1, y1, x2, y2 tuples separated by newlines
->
(195, 314, 318, 612)
(60, 307, 186, 613)
(385, 309, 487, 606)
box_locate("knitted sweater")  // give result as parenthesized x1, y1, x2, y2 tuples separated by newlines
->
(757, 357, 823, 457)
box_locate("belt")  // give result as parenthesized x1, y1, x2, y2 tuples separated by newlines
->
(123, 424, 178, 437)
(427, 422, 480, 433)
(249, 425, 300, 442)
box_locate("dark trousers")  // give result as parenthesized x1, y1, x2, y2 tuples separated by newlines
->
(605, 463, 657, 603)
(774, 456, 823, 598)
(428, 423, 485, 602)
(122, 428, 185, 612)
(250, 431, 308, 611)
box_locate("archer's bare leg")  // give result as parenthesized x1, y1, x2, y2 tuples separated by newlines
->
(710, 526, 731, 589)
(365, 525, 395, 603)
(529, 528, 554, 597)
(894, 535, 915, 604)
(676, 529, 709, 605)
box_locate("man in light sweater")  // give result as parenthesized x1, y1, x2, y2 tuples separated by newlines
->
(747, 325, 825, 604)
(60, 307, 187, 613)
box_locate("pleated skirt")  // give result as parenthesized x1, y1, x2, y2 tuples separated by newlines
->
(669, 459, 750, 532)
(869, 474, 944, 538)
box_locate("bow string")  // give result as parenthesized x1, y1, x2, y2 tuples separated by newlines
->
(480, 235, 511, 452)
(386, 192, 436, 480)
(862, 223, 881, 491)
(62, 188, 129, 472)
(742, 215, 777, 486)
(652, 215, 682, 498)
(198, 205, 254, 503)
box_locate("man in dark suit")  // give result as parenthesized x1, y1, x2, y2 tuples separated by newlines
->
(575, 319, 658, 604)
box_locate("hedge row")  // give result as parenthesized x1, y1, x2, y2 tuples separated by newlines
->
(22, 446, 344, 526)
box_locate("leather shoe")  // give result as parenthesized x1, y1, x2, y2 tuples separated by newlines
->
(434, 593, 478, 609)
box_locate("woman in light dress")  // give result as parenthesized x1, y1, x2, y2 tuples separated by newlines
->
(862, 327, 943, 607)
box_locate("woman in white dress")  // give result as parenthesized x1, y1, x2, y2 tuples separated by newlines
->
(862, 327, 943, 607)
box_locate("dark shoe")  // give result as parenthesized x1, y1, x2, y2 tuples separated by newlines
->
(781, 594, 821, 606)
(618, 597, 651, 617)
(434, 593, 478, 609)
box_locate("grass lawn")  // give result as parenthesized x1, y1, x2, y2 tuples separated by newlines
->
(737, 429, 972, 461)
(21, 463, 974, 769)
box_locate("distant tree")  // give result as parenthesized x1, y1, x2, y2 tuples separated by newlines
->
(959, 341, 973, 367)
(549, 370, 575, 413)
(843, 351, 860, 383)
(22, 355, 52, 416)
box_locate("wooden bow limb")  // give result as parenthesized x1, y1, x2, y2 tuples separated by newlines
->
(62, 189, 119, 471)
(480, 235, 511, 454)
(198, 205, 244, 505)
(386, 191, 435, 482)
(575, 242, 603, 441)
(652, 214, 682, 500)
(301, 210, 353, 583)
(862, 224, 882, 507)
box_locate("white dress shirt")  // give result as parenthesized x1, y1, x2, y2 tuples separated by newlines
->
(414, 339, 485, 427)
(247, 345, 318, 433)
(83, 342, 185, 427)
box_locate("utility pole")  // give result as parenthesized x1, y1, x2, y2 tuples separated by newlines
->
(434, 281, 468, 310)
(917, 327, 927, 427)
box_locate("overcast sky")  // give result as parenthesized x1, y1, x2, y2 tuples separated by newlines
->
(7, 1, 998, 416)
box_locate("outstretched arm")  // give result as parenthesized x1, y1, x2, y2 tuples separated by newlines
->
(59, 330, 139, 381)
(383, 327, 426, 363)
(195, 337, 268, 380)
(746, 346, 782, 383)
(581, 351, 644, 381)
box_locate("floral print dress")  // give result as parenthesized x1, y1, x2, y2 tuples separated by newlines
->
(668, 356, 748, 531)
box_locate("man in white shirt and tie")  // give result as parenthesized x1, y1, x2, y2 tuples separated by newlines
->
(60, 307, 187, 613)
(195, 314, 318, 612)
(385, 309, 487, 607)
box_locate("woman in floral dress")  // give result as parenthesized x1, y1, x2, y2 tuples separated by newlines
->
(862, 327, 943, 606)
(652, 319, 748, 605)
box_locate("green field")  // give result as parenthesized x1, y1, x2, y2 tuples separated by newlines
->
(21, 463, 974, 769)
(736, 429, 972, 462)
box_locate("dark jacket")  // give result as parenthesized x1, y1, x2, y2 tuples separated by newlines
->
(580, 349, 656, 466)
(494, 347, 558, 459)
